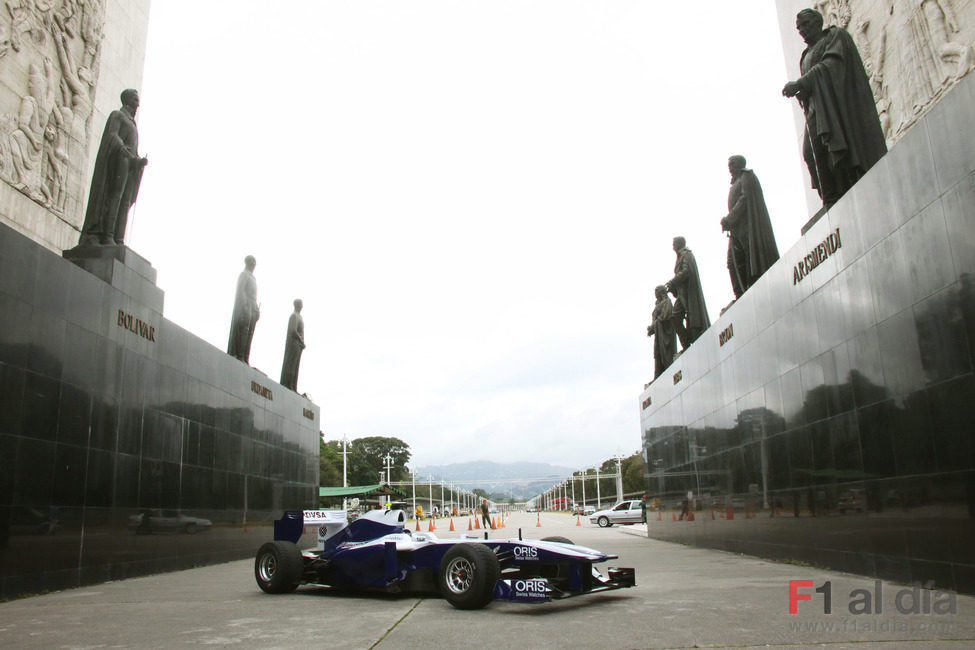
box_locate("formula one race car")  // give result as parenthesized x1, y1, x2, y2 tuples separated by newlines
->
(254, 508, 635, 609)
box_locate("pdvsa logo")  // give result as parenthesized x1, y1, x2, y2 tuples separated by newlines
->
(513, 545, 538, 560)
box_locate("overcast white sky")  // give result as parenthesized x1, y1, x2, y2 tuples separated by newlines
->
(130, 1, 809, 471)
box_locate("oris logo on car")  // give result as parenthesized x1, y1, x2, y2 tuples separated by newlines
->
(512, 545, 538, 560)
(513, 578, 547, 599)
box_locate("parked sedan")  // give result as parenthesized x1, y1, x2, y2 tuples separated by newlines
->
(127, 509, 212, 534)
(589, 500, 644, 527)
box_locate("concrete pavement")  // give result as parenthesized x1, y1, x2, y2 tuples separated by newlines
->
(1, 511, 973, 649)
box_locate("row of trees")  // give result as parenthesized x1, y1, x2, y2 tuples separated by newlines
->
(318, 436, 648, 505)
(537, 452, 646, 507)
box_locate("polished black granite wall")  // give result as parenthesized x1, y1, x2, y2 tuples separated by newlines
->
(639, 73, 975, 594)
(0, 228, 320, 599)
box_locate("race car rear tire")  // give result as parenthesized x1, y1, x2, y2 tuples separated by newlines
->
(438, 544, 500, 610)
(255, 541, 303, 594)
(541, 536, 574, 545)
(597, 516, 611, 528)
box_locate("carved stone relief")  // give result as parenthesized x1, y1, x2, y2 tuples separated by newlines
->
(0, 0, 103, 221)
(814, 0, 975, 144)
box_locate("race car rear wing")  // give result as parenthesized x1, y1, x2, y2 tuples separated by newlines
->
(274, 510, 348, 549)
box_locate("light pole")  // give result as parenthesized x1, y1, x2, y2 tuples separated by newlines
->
(340, 434, 349, 511)
(581, 470, 587, 509)
(383, 453, 393, 485)
(411, 466, 416, 519)
(428, 475, 434, 515)
(595, 466, 601, 509)
(615, 453, 624, 502)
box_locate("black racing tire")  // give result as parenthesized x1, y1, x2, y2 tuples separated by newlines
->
(254, 540, 303, 594)
(597, 516, 611, 528)
(438, 544, 500, 610)
(540, 536, 574, 545)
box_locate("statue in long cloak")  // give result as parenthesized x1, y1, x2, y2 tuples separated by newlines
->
(228, 256, 259, 363)
(280, 299, 305, 391)
(667, 237, 710, 350)
(720, 155, 779, 298)
(782, 9, 886, 208)
(78, 89, 147, 245)
(647, 285, 677, 379)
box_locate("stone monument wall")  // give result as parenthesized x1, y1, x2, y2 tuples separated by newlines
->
(638, 70, 975, 593)
(0, 0, 149, 252)
(0, 219, 321, 600)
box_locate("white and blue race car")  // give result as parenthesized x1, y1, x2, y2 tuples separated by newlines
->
(254, 508, 635, 609)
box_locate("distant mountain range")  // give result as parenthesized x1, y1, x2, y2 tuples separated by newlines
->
(415, 460, 574, 500)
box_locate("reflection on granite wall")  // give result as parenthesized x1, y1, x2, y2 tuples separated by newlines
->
(639, 72, 975, 594)
(0, 226, 320, 600)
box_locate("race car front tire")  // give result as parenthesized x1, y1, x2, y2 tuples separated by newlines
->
(255, 540, 303, 594)
(438, 544, 500, 610)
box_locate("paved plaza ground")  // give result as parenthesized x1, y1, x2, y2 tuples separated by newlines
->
(1, 511, 973, 649)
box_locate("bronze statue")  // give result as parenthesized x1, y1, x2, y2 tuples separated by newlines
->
(667, 237, 710, 350)
(227, 256, 259, 363)
(647, 285, 677, 379)
(782, 9, 886, 208)
(78, 89, 148, 245)
(720, 155, 779, 298)
(280, 299, 305, 391)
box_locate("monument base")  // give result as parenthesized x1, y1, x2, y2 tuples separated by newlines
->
(63, 243, 164, 313)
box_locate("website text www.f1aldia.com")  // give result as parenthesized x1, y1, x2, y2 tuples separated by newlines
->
(788, 617, 956, 634)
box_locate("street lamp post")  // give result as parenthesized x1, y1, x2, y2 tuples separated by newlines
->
(595, 467, 601, 509)
(582, 470, 587, 509)
(341, 434, 349, 511)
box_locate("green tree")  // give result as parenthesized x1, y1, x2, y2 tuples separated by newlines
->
(622, 453, 646, 494)
(353, 436, 412, 482)
(319, 437, 343, 487)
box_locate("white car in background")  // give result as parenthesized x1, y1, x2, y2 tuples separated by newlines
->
(589, 500, 644, 527)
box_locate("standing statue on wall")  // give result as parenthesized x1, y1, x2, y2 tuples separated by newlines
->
(720, 155, 779, 299)
(647, 285, 677, 379)
(667, 236, 710, 351)
(78, 89, 147, 245)
(280, 299, 305, 391)
(228, 255, 259, 364)
(782, 8, 887, 209)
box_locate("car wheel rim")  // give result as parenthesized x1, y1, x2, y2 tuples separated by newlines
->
(445, 557, 474, 594)
(258, 553, 276, 582)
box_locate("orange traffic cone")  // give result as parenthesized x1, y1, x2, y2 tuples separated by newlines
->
(575, 515, 581, 526)
(415, 519, 421, 531)
(474, 517, 480, 529)
(536, 512, 541, 527)
(726, 506, 734, 520)
(428, 518, 435, 532)
(672, 512, 677, 521)
(688, 509, 695, 521)
(449, 518, 455, 531)
(491, 516, 497, 530)
(467, 518, 472, 530)
(656, 510, 662, 521)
